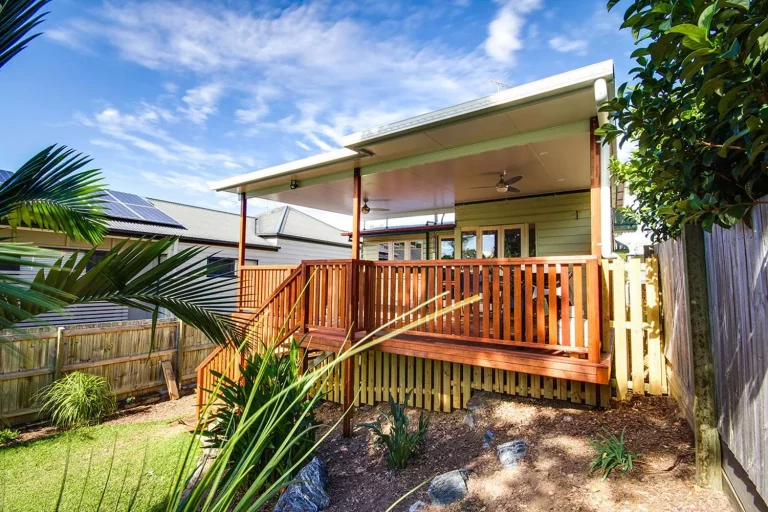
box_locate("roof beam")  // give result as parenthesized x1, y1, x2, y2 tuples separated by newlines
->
(360, 120, 589, 176)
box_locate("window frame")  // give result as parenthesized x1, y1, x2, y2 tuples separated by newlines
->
(457, 223, 536, 259)
(375, 238, 428, 261)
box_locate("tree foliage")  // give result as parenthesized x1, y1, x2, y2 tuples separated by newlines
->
(598, 0, 768, 241)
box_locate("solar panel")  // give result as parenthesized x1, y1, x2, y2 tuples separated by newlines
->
(102, 189, 183, 228)
(106, 190, 153, 207)
(130, 205, 182, 226)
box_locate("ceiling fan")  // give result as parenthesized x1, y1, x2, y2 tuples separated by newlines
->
(361, 198, 390, 215)
(470, 170, 523, 193)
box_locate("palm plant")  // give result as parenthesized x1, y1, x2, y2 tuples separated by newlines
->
(0, 0, 244, 345)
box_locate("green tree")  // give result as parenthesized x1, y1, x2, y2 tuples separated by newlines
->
(598, 0, 768, 241)
(0, 0, 241, 344)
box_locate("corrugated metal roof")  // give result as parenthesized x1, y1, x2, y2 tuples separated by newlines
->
(256, 206, 350, 246)
(109, 201, 349, 248)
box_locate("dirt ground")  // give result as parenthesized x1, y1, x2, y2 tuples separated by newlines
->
(315, 393, 731, 512)
(10, 391, 731, 511)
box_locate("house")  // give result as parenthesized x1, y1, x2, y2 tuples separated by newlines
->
(0, 186, 351, 325)
(205, 60, 618, 431)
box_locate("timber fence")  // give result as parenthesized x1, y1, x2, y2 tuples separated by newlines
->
(0, 318, 214, 426)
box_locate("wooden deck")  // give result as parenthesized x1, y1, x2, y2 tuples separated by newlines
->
(301, 328, 611, 384)
(233, 256, 610, 385)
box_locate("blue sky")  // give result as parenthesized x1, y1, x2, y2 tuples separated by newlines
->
(0, 0, 636, 229)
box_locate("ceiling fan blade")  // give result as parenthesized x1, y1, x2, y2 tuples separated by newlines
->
(369, 207, 390, 211)
(504, 175, 523, 185)
(507, 186, 521, 193)
(469, 185, 495, 189)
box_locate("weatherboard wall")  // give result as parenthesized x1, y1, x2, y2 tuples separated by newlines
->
(454, 192, 592, 256)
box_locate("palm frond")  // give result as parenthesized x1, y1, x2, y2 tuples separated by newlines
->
(0, 0, 50, 70)
(0, 145, 108, 245)
(1, 237, 246, 345)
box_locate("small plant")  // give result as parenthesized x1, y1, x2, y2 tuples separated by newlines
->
(38, 371, 116, 429)
(589, 427, 639, 479)
(0, 428, 19, 444)
(362, 390, 429, 470)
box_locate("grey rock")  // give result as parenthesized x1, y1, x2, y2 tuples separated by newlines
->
(274, 456, 330, 512)
(496, 440, 527, 469)
(466, 393, 487, 411)
(427, 469, 471, 506)
(482, 428, 495, 449)
(408, 500, 427, 512)
(463, 411, 475, 430)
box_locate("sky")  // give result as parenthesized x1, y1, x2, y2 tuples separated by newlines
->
(0, 0, 637, 230)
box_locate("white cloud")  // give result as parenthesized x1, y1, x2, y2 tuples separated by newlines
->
(296, 141, 311, 151)
(90, 139, 127, 151)
(180, 83, 224, 125)
(548, 36, 589, 55)
(484, 0, 542, 64)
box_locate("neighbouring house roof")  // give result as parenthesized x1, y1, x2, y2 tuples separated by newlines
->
(255, 206, 351, 247)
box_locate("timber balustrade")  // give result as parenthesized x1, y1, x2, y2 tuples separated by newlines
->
(239, 265, 298, 310)
(238, 257, 603, 364)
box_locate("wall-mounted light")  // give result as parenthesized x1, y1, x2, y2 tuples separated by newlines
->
(290, 179, 299, 190)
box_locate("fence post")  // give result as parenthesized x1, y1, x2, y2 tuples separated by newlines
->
(176, 320, 186, 383)
(54, 326, 66, 381)
(682, 225, 721, 490)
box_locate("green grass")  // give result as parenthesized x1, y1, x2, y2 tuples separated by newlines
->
(0, 419, 201, 511)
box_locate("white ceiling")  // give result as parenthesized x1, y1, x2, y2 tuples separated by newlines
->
(258, 131, 591, 219)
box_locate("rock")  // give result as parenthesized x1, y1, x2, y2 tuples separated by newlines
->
(274, 456, 330, 512)
(496, 440, 528, 469)
(427, 469, 471, 506)
(482, 428, 495, 449)
(562, 415, 573, 423)
(463, 411, 475, 430)
(408, 500, 427, 512)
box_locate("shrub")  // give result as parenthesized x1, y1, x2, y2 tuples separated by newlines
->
(0, 428, 19, 444)
(589, 427, 639, 479)
(362, 390, 429, 470)
(201, 341, 319, 486)
(38, 372, 116, 429)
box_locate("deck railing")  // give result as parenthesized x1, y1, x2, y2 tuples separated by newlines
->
(365, 257, 601, 362)
(239, 265, 298, 310)
(237, 257, 604, 363)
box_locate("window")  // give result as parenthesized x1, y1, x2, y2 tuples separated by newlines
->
(0, 260, 21, 273)
(528, 225, 536, 256)
(439, 238, 455, 259)
(376, 239, 425, 260)
(377, 243, 390, 261)
(481, 230, 498, 258)
(409, 241, 423, 260)
(461, 231, 477, 259)
(460, 224, 536, 259)
(85, 251, 108, 272)
(207, 257, 236, 278)
(503, 227, 522, 258)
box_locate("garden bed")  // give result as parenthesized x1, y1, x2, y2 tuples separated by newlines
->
(316, 394, 730, 512)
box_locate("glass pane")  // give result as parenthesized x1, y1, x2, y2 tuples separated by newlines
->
(410, 241, 423, 260)
(377, 243, 389, 261)
(440, 239, 455, 259)
(482, 230, 498, 258)
(529, 224, 536, 256)
(393, 241, 406, 261)
(461, 232, 477, 259)
(504, 228, 522, 258)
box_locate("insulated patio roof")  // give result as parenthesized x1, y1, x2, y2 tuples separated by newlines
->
(212, 60, 615, 219)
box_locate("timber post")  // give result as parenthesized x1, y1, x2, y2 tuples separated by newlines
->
(683, 225, 721, 490)
(342, 167, 362, 438)
(54, 326, 66, 381)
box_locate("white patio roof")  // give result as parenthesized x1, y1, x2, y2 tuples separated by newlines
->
(212, 60, 615, 219)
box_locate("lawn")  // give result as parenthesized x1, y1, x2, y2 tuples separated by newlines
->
(0, 419, 201, 512)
